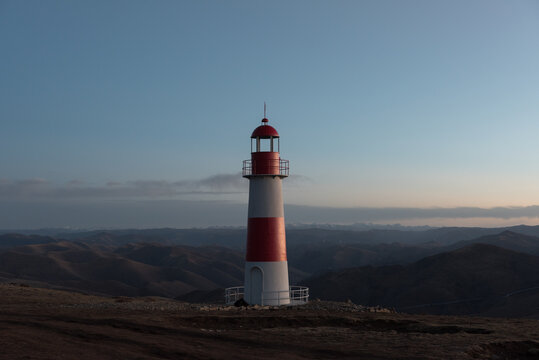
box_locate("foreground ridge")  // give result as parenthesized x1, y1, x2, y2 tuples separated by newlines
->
(1, 283, 538, 360)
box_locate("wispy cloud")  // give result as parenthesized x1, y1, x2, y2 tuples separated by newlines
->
(4, 176, 539, 229)
(0, 172, 313, 201)
(285, 205, 539, 223)
(285, 174, 314, 186)
(176, 173, 247, 192)
(0, 174, 249, 200)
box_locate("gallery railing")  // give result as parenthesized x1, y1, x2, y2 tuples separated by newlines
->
(242, 159, 289, 177)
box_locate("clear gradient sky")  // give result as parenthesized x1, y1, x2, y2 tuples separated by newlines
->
(1, 0, 539, 228)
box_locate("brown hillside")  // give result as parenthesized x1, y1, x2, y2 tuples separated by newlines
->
(0, 242, 245, 298)
(305, 244, 539, 317)
(0, 233, 57, 249)
(448, 230, 539, 255)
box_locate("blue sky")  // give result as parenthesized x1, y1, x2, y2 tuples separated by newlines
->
(1, 0, 539, 228)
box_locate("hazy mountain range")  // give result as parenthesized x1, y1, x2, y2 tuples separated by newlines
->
(305, 243, 539, 318)
(1, 226, 539, 318)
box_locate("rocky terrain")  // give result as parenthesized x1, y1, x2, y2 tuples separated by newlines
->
(1, 283, 539, 359)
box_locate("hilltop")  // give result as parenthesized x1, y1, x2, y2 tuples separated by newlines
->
(1, 283, 538, 360)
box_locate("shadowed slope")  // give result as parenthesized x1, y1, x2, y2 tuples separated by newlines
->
(448, 230, 539, 255)
(0, 242, 245, 297)
(0, 233, 58, 249)
(305, 244, 539, 317)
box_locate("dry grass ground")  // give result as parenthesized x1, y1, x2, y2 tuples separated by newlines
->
(1, 283, 538, 360)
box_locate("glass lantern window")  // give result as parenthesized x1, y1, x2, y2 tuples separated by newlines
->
(259, 138, 271, 152)
(272, 137, 279, 152)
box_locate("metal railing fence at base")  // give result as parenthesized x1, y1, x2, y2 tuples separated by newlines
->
(224, 285, 309, 306)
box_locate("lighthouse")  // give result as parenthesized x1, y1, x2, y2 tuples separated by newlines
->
(225, 109, 308, 306)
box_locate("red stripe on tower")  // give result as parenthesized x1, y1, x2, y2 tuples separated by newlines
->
(246, 217, 286, 261)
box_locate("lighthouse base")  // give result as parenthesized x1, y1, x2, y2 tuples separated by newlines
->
(244, 261, 290, 306)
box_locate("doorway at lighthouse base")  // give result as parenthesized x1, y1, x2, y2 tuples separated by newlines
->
(244, 261, 290, 306)
(249, 267, 263, 304)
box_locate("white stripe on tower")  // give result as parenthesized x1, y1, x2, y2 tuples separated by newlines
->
(248, 177, 284, 218)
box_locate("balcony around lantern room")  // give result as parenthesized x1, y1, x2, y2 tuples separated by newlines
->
(243, 158, 289, 177)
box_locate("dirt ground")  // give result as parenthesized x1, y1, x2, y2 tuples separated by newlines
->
(1, 283, 538, 360)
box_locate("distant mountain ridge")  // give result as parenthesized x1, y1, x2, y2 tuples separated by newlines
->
(0, 233, 58, 249)
(6, 224, 539, 248)
(448, 230, 539, 255)
(2, 228, 539, 317)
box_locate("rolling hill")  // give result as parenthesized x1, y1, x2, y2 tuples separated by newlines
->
(2, 228, 539, 318)
(0, 241, 245, 298)
(304, 243, 539, 317)
(0, 233, 58, 249)
(447, 230, 539, 255)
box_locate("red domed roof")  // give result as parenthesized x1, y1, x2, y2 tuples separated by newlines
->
(251, 123, 279, 138)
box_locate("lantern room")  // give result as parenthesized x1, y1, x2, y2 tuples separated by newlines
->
(243, 117, 289, 178)
(251, 118, 280, 153)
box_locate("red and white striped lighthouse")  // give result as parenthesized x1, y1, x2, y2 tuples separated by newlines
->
(242, 114, 290, 305)
(225, 110, 308, 306)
